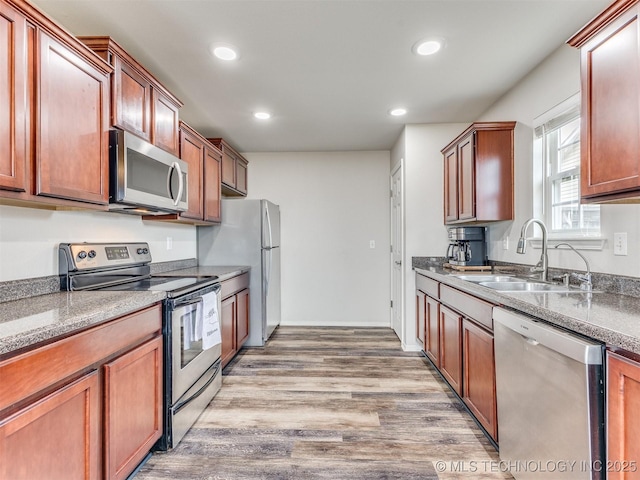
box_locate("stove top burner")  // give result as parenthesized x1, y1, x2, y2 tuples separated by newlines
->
(59, 242, 219, 296)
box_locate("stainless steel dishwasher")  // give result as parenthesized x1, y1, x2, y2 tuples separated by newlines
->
(493, 307, 604, 480)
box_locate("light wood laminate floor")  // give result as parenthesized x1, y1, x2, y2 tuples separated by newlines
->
(136, 327, 512, 480)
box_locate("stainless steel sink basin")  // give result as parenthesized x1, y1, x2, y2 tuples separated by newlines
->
(451, 274, 519, 283)
(478, 281, 581, 293)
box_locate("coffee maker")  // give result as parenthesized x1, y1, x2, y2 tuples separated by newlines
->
(446, 226, 487, 266)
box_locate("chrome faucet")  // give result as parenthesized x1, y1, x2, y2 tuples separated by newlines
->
(516, 218, 548, 281)
(554, 243, 593, 291)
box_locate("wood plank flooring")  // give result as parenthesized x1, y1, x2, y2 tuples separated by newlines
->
(135, 327, 512, 480)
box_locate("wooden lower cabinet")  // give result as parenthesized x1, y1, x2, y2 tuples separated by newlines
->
(416, 290, 426, 346)
(462, 318, 497, 441)
(104, 336, 163, 480)
(0, 304, 163, 480)
(439, 304, 463, 395)
(236, 288, 250, 347)
(221, 295, 237, 368)
(220, 272, 251, 368)
(425, 295, 440, 367)
(0, 371, 101, 480)
(607, 350, 640, 480)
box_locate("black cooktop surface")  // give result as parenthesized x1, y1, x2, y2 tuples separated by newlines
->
(99, 275, 218, 297)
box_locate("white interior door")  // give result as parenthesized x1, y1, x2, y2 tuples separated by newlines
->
(391, 163, 403, 340)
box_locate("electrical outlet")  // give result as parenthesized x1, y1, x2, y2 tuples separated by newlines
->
(369, 240, 375, 249)
(502, 237, 509, 251)
(614, 232, 627, 256)
(166, 237, 173, 251)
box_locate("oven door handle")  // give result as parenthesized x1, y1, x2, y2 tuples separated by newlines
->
(173, 362, 221, 414)
(174, 297, 203, 309)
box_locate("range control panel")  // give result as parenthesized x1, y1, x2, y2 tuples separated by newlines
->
(59, 243, 152, 272)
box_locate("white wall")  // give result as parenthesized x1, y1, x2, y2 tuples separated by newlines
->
(478, 45, 640, 277)
(393, 123, 468, 349)
(243, 151, 391, 327)
(0, 205, 196, 281)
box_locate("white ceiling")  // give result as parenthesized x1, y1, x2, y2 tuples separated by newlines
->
(32, 0, 609, 152)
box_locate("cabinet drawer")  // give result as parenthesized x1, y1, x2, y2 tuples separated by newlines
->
(221, 272, 250, 299)
(440, 285, 493, 330)
(416, 273, 439, 298)
(0, 304, 162, 413)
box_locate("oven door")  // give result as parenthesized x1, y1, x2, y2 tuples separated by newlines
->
(171, 284, 222, 404)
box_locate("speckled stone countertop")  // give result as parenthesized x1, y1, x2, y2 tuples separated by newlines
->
(161, 265, 250, 282)
(414, 262, 640, 355)
(0, 290, 165, 357)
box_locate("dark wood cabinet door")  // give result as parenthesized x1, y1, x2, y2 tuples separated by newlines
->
(151, 88, 179, 156)
(236, 289, 250, 348)
(443, 146, 458, 223)
(457, 134, 475, 221)
(221, 295, 237, 368)
(204, 145, 222, 223)
(425, 295, 440, 367)
(416, 290, 426, 347)
(439, 305, 462, 395)
(462, 319, 497, 441)
(607, 351, 640, 480)
(104, 335, 163, 480)
(236, 159, 248, 194)
(179, 126, 204, 220)
(36, 31, 109, 205)
(0, 371, 100, 480)
(221, 151, 236, 188)
(579, 6, 640, 200)
(0, 2, 28, 193)
(113, 57, 151, 142)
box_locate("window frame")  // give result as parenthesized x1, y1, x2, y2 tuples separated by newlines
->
(533, 93, 602, 244)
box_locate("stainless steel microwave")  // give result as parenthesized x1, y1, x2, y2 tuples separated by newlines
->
(109, 129, 188, 215)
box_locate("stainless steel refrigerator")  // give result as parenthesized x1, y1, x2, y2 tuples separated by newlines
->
(197, 199, 281, 346)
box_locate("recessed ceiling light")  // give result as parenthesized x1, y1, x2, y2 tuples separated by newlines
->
(389, 108, 407, 117)
(212, 44, 238, 61)
(254, 112, 271, 120)
(413, 38, 444, 56)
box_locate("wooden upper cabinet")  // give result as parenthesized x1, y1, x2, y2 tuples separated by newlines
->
(152, 88, 180, 156)
(204, 143, 222, 223)
(0, 1, 28, 193)
(179, 124, 205, 220)
(441, 122, 515, 225)
(112, 56, 151, 142)
(144, 121, 221, 225)
(0, 1, 112, 209)
(209, 138, 249, 197)
(568, 1, 640, 203)
(37, 30, 110, 205)
(443, 147, 458, 223)
(79, 36, 182, 156)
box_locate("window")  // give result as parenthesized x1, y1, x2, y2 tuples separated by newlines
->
(534, 95, 600, 236)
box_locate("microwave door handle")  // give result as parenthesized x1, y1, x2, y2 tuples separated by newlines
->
(167, 161, 184, 206)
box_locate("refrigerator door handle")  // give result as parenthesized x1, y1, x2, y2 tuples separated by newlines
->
(265, 248, 272, 298)
(265, 202, 274, 249)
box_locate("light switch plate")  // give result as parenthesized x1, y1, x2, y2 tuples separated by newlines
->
(614, 232, 627, 256)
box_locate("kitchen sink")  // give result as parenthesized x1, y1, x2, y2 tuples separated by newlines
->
(451, 274, 520, 283)
(478, 281, 581, 293)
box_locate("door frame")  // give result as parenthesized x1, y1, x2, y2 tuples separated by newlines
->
(390, 160, 404, 344)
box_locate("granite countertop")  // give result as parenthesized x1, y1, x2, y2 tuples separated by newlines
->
(161, 265, 250, 282)
(0, 290, 165, 357)
(414, 265, 640, 355)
